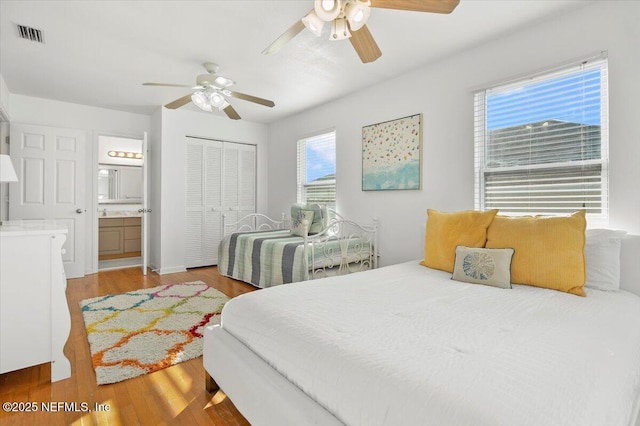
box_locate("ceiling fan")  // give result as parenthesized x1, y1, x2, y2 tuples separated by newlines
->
(143, 62, 275, 120)
(263, 0, 459, 63)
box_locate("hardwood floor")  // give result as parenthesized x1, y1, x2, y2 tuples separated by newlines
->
(0, 266, 256, 426)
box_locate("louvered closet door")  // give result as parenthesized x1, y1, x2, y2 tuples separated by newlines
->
(185, 139, 255, 268)
(222, 143, 256, 225)
(204, 143, 223, 265)
(185, 139, 223, 267)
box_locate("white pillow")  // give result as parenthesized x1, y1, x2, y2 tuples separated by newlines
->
(584, 229, 627, 291)
(291, 210, 315, 237)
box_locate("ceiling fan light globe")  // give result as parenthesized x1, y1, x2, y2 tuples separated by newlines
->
(302, 10, 325, 37)
(330, 18, 351, 40)
(321, 0, 334, 11)
(210, 92, 227, 108)
(314, 0, 342, 21)
(345, 2, 370, 31)
(192, 92, 212, 112)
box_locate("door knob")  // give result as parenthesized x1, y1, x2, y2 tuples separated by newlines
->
(76, 208, 85, 214)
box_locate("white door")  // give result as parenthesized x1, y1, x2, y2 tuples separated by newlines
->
(185, 138, 256, 268)
(9, 123, 86, 278)
(185, 139, 223, 267)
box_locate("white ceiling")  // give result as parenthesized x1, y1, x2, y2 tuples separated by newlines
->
(0, 0, 587, 124)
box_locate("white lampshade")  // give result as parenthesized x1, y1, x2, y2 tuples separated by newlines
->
(314, 0, 342, 21)
(344, 1, 370, 31)
(209, 91, 226, 108)
(191, 91, 213, 112)
(0, 154, 17, 182)
(302, 10, 325, 37)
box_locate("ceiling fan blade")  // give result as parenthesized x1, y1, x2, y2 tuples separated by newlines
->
(370, 0, 459, 13)
(164, 94, 192, 109)
(226, 90, 275, 108)
(349, 24, 382, 64)
(262, 18, 307, 55)
(143, 82, 192, 88)
(223, 104, 241, 120)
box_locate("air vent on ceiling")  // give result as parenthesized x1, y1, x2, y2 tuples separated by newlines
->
(17, 24, 44, 43)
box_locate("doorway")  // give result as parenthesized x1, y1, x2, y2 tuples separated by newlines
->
(96, 135, 146, 271)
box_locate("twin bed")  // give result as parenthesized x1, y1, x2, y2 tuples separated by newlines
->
(217, 210, 378, 288)
(205, 211, 640, 425)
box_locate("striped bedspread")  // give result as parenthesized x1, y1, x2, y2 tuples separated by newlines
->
(217, 229, 373, 288)
(218, 230, 311, 288)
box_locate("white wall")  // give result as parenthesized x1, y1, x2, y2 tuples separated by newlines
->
(0, 74, 11, 119)
(154, 107, 268, 274)
(268, 2, 640, 266)
(0, 74, 10, 222)
(9, 94, 151, 273)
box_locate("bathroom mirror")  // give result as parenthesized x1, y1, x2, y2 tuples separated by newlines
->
(98, 165, 142, 204)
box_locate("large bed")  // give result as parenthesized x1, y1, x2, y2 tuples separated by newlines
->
(204, 229, 640, 425)
(217, 211, 378, 288)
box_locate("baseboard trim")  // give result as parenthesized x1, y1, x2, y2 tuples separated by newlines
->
(155, 265, 187, 275)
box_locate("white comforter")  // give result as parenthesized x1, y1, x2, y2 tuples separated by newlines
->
(221, 261, 640, 426)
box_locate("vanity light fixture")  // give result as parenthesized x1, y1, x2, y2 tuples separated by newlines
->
(108, 151, 143, 159)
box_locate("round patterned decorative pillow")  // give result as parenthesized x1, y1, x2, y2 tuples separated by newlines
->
(463, 251, 495, 280)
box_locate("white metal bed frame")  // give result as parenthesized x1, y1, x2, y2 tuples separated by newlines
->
(221, 210, 379, 281)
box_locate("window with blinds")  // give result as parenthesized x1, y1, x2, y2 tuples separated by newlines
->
(297, 131, 336, 207)
(474, 55, 609, 221)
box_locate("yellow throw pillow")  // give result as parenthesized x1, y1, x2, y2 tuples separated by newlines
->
(485, 211, 586, 296)
(421, 209, 498, 273)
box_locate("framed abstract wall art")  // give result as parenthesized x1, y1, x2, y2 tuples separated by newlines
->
(362, 113, 422, 191)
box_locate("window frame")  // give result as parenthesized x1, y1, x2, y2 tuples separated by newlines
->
(296, 130, 337, 208)
(473, 55, 609, 224)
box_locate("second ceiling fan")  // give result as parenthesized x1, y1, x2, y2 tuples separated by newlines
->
(263, 0, 460, 63)
(143, 62, 275, 120)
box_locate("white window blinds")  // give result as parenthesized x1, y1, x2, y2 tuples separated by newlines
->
(297, 131, 336, 207)
(474, 55, 609, 221)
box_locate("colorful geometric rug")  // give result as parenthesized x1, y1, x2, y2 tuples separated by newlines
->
(80, 281, 229, 385)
